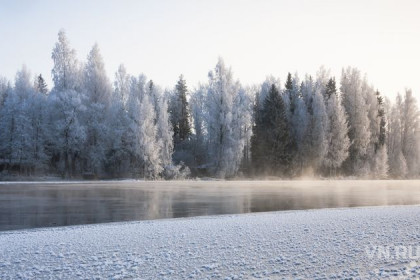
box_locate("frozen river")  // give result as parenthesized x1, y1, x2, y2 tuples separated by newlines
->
(1, 180, 419, 231)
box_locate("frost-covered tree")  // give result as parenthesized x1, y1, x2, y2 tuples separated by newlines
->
(138, 94, 162, 179)
(0, 77, 10, 107)
(307, 75, 329, 172)
(294, 73, 329, 174)
(3, 67, 49, 173)
(126, 75, 169, 179)
(368, 90, 389, 178)
(34, 74, 48, 94)
(323, 78, 350, 175)
(401, 89, 419, 177)
(285, 73, 307, 174)
(84, 43, 112, 106)
(233, 86, 253, 174)
(48, 89, 87, 177)
(361, 78, 382, 173)
(106, 65, 132, 176)
(114, 64, 130, 108)
(127, 74, 147, 173)
(49, 31, 86, 177)
(2, 29, 420, 180)
(51, 29, 80, 92)
(189, 84, 207, 169)
(205, 58, 251, 178)
(81, 44, 113, 174)
(340, 67, 371, 176)
(154, 86, 174, 172)
(387, 95, 408, 178)
(0, 67, 34, 172)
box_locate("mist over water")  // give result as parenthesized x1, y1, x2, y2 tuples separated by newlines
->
(1, 180, 419, 231)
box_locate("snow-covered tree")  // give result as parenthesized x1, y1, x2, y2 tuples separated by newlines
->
(114, 64, 130, 108)
(127, 74, 147, 174)
(51, 29, 80, 92)
(205, 58, 251, 178)
(34, 74, 48, 94)
(84, 43, 112, 106)
(361, 78, 381, 172)
(155, 87, 174, 171)
(0, 77, 9, 107)
(138, 94, 162, 179)
(49, 31, 86, 177)
(307, 75, 329, 172)
(125, 74, 170, 179)
(106, 64, 132, 176)
(340, 67, 371, 176)
(401, 89, 419, 177)
(322, 78, 350, 175)
(387, 94, 408, 178)
(0, 67, 49, 174)
(2, 29, 420, 180)
(189, 84, 207, 169)
(0, 67, 33, 171)
(285, 73, 307, 174)
(81, 43, 113, 175)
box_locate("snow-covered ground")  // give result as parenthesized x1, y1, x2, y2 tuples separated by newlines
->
(1, 206, 419, 279)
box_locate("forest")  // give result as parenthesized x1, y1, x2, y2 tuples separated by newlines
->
(0, 30, 419, 179)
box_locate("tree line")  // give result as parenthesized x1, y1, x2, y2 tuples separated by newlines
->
(0, 30, 419, 179)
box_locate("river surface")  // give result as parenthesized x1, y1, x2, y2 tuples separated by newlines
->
(0, 180, 419, 231)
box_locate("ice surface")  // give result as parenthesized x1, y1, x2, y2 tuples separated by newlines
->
(0, 205, 419, 279)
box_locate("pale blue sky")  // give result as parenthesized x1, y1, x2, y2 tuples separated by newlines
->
(1, 0, 419, 100)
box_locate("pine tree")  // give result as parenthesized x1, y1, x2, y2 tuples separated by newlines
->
(286, 73, 307, 174)
(324, 78, 336, 100)
(261, 84, 293, 175)
(376, 90, 386, 148)
(35, 74, 48, 94)
(251, 90, 264, 174)
(169, 75, 192, 168)
(285, 72, 293, 90)
(174, 75, 191, 143)
(285, 72, 294, 114)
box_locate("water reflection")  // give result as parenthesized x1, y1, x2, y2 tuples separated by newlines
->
(0, 180, 419, 231)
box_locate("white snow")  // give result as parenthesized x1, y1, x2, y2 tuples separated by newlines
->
(1, 205, 419, 279)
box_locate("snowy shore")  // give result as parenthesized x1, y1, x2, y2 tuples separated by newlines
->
(1, 206, 419, 279)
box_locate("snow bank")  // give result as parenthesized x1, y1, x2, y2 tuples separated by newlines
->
(1, 206, 419, 279)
